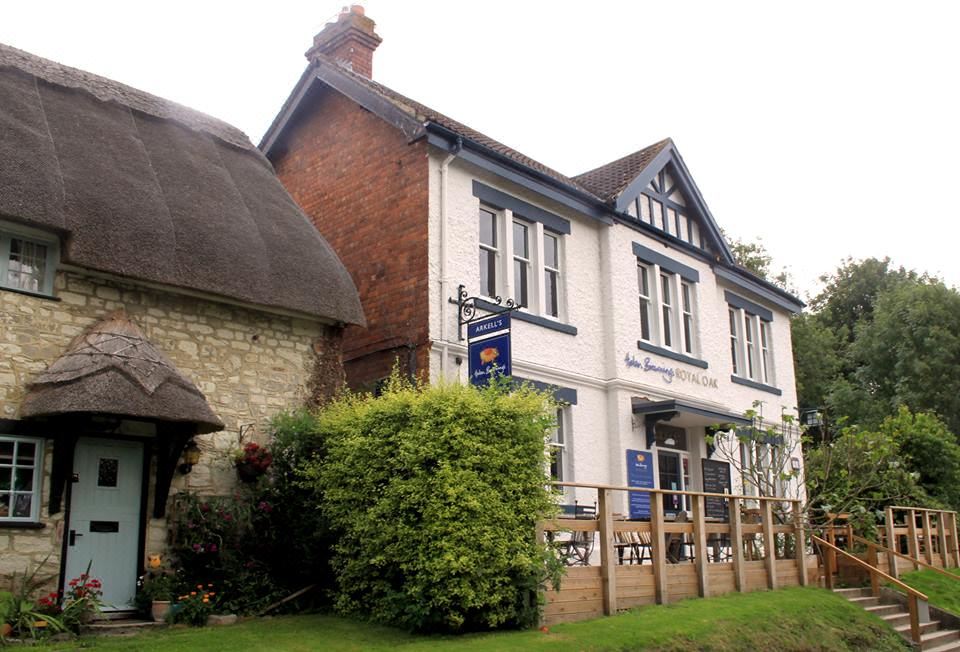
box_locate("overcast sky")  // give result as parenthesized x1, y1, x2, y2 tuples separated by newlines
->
(3, 1, 958, 300)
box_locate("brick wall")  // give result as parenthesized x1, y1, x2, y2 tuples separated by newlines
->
(270, 86, 431, 389)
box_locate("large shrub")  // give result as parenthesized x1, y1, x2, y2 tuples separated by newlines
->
(299, 378, 562, 633)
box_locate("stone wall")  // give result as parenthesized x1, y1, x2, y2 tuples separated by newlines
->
(0, 268, 339, 590)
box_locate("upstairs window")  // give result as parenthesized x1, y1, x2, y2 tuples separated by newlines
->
(477, 202, 566, 321)
(549, 407, 567, 482)
(1, 226, 57, 297)
(478, 207, 498, 298)
(627, 166, 703, 250)
(636, 253, 699, 358)
(729, 307, 775, 386)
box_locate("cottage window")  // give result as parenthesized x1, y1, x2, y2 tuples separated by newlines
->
(0, 436, 43, 523)
(0, 225, 58, 297)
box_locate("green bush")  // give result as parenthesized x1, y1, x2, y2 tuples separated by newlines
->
(299, 377, 563, 633)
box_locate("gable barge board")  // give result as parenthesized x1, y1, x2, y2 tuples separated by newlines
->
(714, 266, 803, 314)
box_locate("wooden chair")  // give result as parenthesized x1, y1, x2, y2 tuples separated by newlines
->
(667, 511, 693, 563)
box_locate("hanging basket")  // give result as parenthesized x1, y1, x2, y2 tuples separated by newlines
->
(235, 462, 263, 483)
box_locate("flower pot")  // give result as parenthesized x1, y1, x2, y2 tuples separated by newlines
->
(1, 622, 12, 637)
(151, 600, 171, 623)
(235, 462, 262, 483)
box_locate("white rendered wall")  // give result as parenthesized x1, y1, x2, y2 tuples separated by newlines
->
(426, 148, 804, 503)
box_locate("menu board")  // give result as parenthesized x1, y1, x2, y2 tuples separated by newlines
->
(701, 459, 731, 520)
(626, 449, 655, 519)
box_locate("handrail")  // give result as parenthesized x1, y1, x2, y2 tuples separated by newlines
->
(889, 505, 959, 515)
(551, 481, 801, 504)
(851, 534, 960, 582)
(813, 535, 927, 645)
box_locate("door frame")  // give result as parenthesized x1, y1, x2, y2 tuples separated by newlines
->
(58, 434, 152, 609)
(656, 448, 692, 515)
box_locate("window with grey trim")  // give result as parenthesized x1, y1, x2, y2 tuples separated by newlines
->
(477, 202, 566, 320)
(0, 228, 57, 296)
(0, 436, 43, 522)
(729, 307, 775, 385)
(637, 259, 699, 356)
(478, 207, 498, 298)
(625, 167, 703, 249)
(548, 407, 567, 482)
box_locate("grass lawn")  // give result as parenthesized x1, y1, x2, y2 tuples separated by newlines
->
(43, 587, 906, 652)
(898, 566, 960, 615)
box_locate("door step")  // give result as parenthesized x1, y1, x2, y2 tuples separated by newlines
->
(83, 618, 166, 637)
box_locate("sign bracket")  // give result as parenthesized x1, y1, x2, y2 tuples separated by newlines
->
(455, 283, 520, 341)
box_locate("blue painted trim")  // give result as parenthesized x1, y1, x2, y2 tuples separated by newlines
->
(636, 340, 708, 369)
(427, 128, 614, 225)
(472, 181, 571, 235)
(632, 242, 700, 283)
(474, 298, 578, 335)
(631, 399, 751, 426)
(714, 266, 803, 314)
(730, 375, 783, 396)
(724, 290, 773, 322)
(512, 376, 578, 405)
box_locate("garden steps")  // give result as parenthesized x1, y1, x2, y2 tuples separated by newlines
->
(834, 588, 960, 651)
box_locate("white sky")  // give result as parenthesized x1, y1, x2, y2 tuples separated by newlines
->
(3, 1, 958, 300)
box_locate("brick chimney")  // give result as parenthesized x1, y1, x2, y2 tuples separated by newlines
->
(305, 5, 382, 78)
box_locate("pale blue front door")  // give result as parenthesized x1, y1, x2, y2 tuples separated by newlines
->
(64, 437, 144, 611)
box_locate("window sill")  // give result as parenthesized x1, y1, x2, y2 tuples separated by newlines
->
(473, 299, 578, 336)
(636, 340, 708, 369)
(0, 286, 59, 301)
(0, 521, 46, 529)
(730, 375, 782, 396)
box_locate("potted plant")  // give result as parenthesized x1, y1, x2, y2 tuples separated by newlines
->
(234, 442, 272, 482)
(136, 573, 177, 622)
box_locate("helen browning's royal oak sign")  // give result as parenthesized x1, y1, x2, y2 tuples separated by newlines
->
(624, 352, 719, 389)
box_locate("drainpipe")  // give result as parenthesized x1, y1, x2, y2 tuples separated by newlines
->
(438, 137, 462, 380)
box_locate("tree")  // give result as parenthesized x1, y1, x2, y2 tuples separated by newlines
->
(879, 407, 960, 509)
(790, 313, 842, 412)
(850, 279, 960, 433)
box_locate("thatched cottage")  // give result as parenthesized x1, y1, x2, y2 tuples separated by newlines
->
(0, 43, 363, 609)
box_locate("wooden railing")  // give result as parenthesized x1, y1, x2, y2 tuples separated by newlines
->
(539, 482, 809, 624)
(813, 534, 929, 645)
(851, 534, 960, 583)
(882, 506, 960, 577)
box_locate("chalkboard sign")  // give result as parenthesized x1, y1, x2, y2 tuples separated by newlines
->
(701, 459, 731, 520)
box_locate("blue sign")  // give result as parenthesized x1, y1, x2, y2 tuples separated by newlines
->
(626, 449, 655, 519)
(467, 313, 511, 340)
(468, 314, 512, 387)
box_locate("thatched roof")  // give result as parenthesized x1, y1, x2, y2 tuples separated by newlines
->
(20, 310, 224, 433)
(0, 42, 363, 325)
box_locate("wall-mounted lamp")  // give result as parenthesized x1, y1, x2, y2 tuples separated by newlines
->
(790, 457, 801, 472)
(663, 437, 676, 447)
(178, 439, 202, 474)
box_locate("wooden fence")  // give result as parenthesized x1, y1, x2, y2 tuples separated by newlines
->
(539, 482, 813, 625)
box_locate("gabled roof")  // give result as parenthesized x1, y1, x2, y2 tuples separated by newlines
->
(0, 43, 364, 324)
(260, 56, 802, 313)
(21, 310, 223, 433)
(573, 139, 672, 201)
(261, 54, 595, 197)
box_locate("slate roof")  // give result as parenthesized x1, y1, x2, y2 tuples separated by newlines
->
(0, 43, 364, 324)
(21, 310, 223, 433)
(572, 139, 672, 202)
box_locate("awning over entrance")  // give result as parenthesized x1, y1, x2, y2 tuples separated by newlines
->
(19, 309, 224, 517)
(20, 309, 223, 432)
(632, 398, 751, 449)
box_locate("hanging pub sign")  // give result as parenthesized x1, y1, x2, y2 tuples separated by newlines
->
(626, 449, 655, 519)
(701, 459, 732, 520)
(468, 313, 512, 387)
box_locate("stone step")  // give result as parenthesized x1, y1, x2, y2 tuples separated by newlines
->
(865, 604, 903, 617)
(923, 640, 960, 652)
(848, 595, 881, 607)
(922, 629, 960, 651)
(83, 619, 166, 637)
(833, 587, 872, 598)
(880, 612, 911, 628)
(895, 620, 942, 636)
